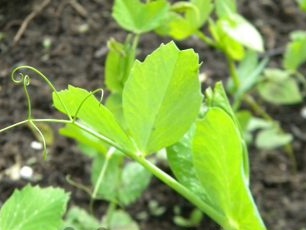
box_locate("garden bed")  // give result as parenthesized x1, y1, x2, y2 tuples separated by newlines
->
(0, 0, 306, 229)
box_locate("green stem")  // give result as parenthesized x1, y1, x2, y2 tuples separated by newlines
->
(92, 147, 116, 199)
(134, 155, 228, 228)
(226, 56, 240, 91)
(195, 31, 217, 48)
(1, 117, 229, 228)
(243, 95, 272, 122)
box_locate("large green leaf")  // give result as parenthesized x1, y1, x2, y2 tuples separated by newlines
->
(122, 42, 202, 155)
(0, 185, 69, 230)
(118, 162, 152, 206)
(283, 31, 306, 71)
(204, 83, 250, 183)
(193, 108, 266, 230)
(167, 125, 211, 203)
(112, 0, 169, 34)
(53, 86, 135, 152)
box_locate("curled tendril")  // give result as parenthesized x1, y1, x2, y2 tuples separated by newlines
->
(10, 65, 74, 159)
(11, 65, 72, 120)
(73, 88, 104, 122)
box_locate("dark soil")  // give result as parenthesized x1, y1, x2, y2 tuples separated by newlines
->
(1, 0, 306, 229)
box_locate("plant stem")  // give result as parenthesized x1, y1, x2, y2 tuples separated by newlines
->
(92, 147, 116, 199)
(226, 55, 240, 91)
(195, 31, 217, 48)
(134, 155, 228, 228)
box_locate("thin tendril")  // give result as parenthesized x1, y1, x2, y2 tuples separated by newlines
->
(29, 120, 48, 159)
(10, 65, 73, 159)
(73, 88, 104, 123)
(11, 65, 72, 120)
(23, 75, 32, 119)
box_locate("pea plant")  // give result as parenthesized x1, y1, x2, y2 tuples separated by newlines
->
(110, 0, 306, 166)
(0, 39, 267, 229)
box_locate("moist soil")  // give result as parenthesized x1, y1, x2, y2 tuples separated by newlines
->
(1, 0, 306, 229)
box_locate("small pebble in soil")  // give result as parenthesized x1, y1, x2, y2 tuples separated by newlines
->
(300, 106, 306, 119)
(20, 166, 33, 180)
(30, 141, 43, 150)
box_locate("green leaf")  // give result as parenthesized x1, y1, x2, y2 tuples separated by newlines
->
(107, 210, 139, 230)
(218, 14, 264, 52)
(105, 37, 136, 93)
(53, 85, 135, 152)
(215, 0, 237, 18)
(257, 70, 302, 105)
(112, 0, 169, 34)
(256, 128, 293, 149)
(60, 123, 108, 155)
(204, 82, 250, 183)
(91, 153, 123, 202)
(63, 206, 100, 229)
(209, 19, 245, 60)
(123, 41, 202, 155)
(193, 108, 266, 230)
(167, 125, 210, 203)
(232, 51, 268, 99)
(0, 185, 69, 230)
(297, 0, 306, 11)
(118, 162, 152, 206)
(283, 31, 306, 71)
(105, 93, 125, 129)
(156, 0, 213, 40)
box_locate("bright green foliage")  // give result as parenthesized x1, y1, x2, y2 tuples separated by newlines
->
(209, 19, 245, 60)
(218, 14, 264, 53)
(0, 185, 69, 230)
(156, 0, 213, 40)
(105, 37, 136, 93)
(118, 162, 152, 206)
(64, 207, 101, 229)
(122, 41, 202, 155)
(283, 31, 306, 71)
(193, 108, 266, 230)
(204, 83, 250, 183)
(257, 69, 302, 105)
(53, 86, 135, 152)
(112, 0, 169, 34)
(215, 0, 237, 17)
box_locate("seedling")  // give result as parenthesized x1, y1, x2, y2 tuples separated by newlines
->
(0, 41, 266, 229)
